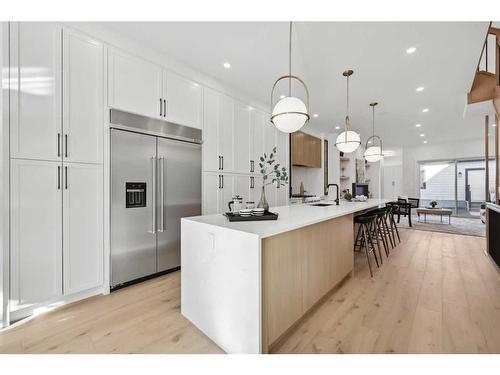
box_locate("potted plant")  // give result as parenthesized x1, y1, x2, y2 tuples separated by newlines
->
(430, 200, 438, 208)
(258, 147, 288, 211)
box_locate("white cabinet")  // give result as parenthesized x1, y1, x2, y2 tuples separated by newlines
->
(234, 103, 252, 174)
(202, 88, 220, 172)
(250, 110, 265, 173)
(220, 95, 234, 172)
(10, 159, 63, 309)
(203, 173, 234, 215)
(108, 48, 163, 119)
(165, 71, 202, 129)
(9, 22, 62, 161)
(234, 175, 251, 203)
(202, 88, 234, 173)
(63, 29, 104, 164)
(249, 176, 263, 204)
(108, 50, 203, 129)
(63, 163, 103, 295)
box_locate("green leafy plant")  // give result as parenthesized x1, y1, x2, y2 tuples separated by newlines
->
(259, 147, 289, 188)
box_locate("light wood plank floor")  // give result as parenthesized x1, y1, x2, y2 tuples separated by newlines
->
(1, 228, 499, 354)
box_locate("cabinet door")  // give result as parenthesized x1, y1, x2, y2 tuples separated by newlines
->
(202, 88, 220, 172)
(63, 163, 103, 295)
(263, 116, 278, 159)
(108, 48, 163, 119)
(10, 22, 62, 161)
(63, 29, 103, 164)
(203, 173, 221, 215)
(234, 175, 251, 204)
(10, 159, 63, 310)
(220, 174, 234, 213)
(220, 95, 234, 172)
(276, 132, 290, 206)
(249, 176, 263, 204)
(250, 110, 265, 173)
(233, 103, 252, 173)
(164, 71, 202, 129)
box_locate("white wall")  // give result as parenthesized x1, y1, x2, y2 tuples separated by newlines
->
(401, 138, 486, 198)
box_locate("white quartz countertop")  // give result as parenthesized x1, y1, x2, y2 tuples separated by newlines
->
(183, 199, 389, 239)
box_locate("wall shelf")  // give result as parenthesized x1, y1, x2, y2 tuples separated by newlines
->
(340, 176, 350, 180)
(340, 157, 350, 162)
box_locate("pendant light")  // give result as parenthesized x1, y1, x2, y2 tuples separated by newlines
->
(364, 102, 384, 162)
(270, 22, 310, 133)
(335, 70, 361, 153)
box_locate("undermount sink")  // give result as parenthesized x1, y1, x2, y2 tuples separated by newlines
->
(309, 203, 335, 207)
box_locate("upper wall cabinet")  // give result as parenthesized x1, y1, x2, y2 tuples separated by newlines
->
(108, 49, 202, 129)
(63, 29, 104, 164)
(108, 48, 163, 119)
(291, 131, 322, 168)
(164, 71, 202, 129)
(9, 22, 62, 161)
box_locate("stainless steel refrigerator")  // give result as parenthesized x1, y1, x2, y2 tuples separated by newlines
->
(110, 110, 201, 289)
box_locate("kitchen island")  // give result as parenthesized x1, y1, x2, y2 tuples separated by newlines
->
(181, 199, 387, 353)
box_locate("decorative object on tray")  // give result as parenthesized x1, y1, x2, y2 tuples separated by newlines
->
(429, 200, 438, 208)
(257, 147, 289, 211)
(224, 210, 279, 222)
(342, 189, 352, 201)
(352, 195, 368, 202)
(228, 195, 243, 213)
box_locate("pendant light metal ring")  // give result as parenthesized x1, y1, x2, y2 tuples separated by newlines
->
(270, 74, 310, 125)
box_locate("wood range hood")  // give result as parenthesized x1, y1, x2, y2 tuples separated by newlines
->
(290, 131, 322, 168)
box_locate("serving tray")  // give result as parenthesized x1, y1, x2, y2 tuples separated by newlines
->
(224, 211, 279, 222)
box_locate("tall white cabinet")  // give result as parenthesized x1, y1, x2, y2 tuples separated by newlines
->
(202, 87, 289, 215)
(8, 23, 104, 315)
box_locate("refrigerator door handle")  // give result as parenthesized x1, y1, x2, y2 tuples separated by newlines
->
(150, 156, 157, 234)
(159, 157, 165, 232)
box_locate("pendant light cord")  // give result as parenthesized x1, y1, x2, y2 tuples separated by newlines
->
(372, 104, 375, 136)
(289, 21, 292, 96)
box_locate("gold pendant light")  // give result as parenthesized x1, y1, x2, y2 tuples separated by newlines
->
(364, 102, 384, 162)
(335, 70, 361, 153)
(270, 22, 310, 133)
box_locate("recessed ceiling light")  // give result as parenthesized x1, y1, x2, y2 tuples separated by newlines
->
(313, 113, 319, 118)
(422, 108, 429, 113)
(335, 126, 340, 130)
(416, 86, 424, 92)
(492, 123, 497, 127)
(423, 140, 428, 144)
(420, 133, 425, 137)
(279, 94, 286, 99)
(415, 123, 422, 128)
(223, 62, 231, 69)
(406, 47, 417, 54)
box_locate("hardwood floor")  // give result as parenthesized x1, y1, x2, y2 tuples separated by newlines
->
(1, 228, 499, 354)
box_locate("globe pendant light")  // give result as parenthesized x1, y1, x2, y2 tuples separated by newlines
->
(335, 70, 361, 153)
(364, 102, 384, 162)
(270, 22, 310, 133)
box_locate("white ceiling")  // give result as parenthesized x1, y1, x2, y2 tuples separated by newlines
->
(100, 21, 490, 148)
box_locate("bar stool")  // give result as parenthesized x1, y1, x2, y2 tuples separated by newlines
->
(386, 204, 401, 244)
(354, 214, 380, 277)
(374, 209, 390, 258)
(379, 207, 396, 250)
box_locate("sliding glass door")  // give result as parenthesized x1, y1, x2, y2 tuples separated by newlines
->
(419, 158, 496, 218)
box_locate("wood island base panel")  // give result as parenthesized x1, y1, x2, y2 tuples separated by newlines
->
(261, 215, 354, 352)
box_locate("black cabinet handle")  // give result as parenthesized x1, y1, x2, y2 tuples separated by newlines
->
(221, 175, 224, 189)
(57, 133, 61, 157)
(218, 174, 221, 189)
(160, 98, 162, 117)
(163, 99, 166, 117)
(64, 134, 68, 158)
(65, 166, 68, 190)
(57, 166, 61, 190)
(221, 156, 224, 170)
